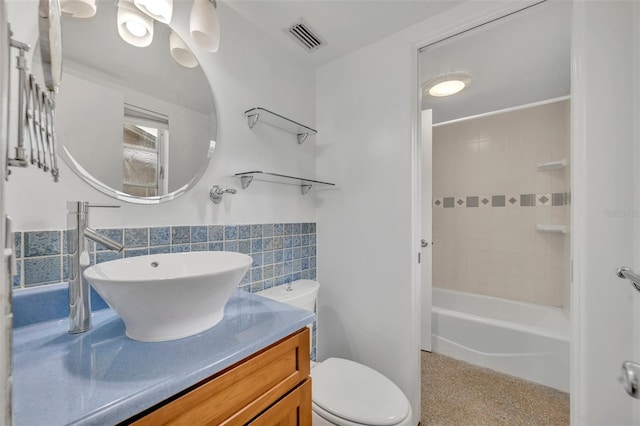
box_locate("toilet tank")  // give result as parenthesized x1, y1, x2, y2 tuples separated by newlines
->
(256, 279, 319, 313)
(257, 280, 319, 358)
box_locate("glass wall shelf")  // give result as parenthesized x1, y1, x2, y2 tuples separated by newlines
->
(244, 107, 317, 144)
(234, 171, 335, 195)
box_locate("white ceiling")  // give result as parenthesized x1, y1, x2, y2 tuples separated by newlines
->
(420, 1, 571, 123)
(55, 0, 570, 125)
(225, 0, 464, 67)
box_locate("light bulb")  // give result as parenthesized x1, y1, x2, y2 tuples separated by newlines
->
(190, 0, 220, 52)
(60, 0, 96, 18)
(429, 80, 466, 97)
(144, 3, 165, 16)
(424, 72, 473, 98)
(133, 0, 173, 24)
(125, 20, 147, 38)
(117, 0, 154, 47)
(170, 31, 199, 68)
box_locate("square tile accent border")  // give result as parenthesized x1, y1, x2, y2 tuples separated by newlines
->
(12, 223, 317, 292)
(433, 192, 570, 208)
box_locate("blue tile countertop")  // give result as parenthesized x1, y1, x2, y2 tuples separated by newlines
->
(12, 286, 315, 425)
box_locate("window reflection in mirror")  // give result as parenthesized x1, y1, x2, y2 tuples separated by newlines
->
(122, 104, 169, 197)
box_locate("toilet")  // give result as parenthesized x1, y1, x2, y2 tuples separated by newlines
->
(257, 280, 413, 426)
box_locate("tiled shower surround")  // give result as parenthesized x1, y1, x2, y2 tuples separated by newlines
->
(12, 223, 317, 290)
(432, 99, 570, 307)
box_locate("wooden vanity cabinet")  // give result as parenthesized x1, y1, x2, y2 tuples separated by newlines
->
(131, 328, 311, 426)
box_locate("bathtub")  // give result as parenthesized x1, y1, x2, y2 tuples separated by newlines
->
(431, 288, 570, 392)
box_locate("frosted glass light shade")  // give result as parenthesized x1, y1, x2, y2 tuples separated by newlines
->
(423, 71, 473, 98)
(60, 0, 96, 18)
(190, 0, 220, 52)
(170, 31, 198, 68)
(134, 0, 173, 24)
(117, 0, 154, 48)
(429, 80, 466, 97)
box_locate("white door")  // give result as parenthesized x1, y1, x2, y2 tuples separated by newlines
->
(420, 110, 432, 352)
(572, 1, 640, 423)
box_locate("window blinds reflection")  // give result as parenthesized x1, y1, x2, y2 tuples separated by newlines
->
(123, 104, 169, 197)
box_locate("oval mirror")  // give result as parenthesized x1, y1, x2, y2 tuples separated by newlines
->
(37, 1, 217, 204)
(38, 0, 63, 92)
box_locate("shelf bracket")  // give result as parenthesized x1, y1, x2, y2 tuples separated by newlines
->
(297, 133, 309, 144)
(301, 184, 312, 195)
(240, 175, 254, 189)
(247, 114, 259, 129)
(244, 108, 317, 144)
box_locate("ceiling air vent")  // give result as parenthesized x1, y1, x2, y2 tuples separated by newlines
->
(286, 19, 327, 52)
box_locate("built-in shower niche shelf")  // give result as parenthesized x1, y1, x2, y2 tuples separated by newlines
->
(536, 224, 568, 234)
(536, 159, 567, 171)
(235, 171, 335, 195)
(244, 107, 317, 144)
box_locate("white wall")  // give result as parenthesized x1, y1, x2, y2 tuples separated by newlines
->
(56, 72, 124, 189)
(6, 0, 317, 231)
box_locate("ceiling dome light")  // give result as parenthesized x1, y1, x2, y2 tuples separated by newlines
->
(423, 71, 473, 98)
(170, 31, 199, 69)
(134, 0, 173, 24)
(190, 0, 220, 52)
(60, 0, 97, 18)
(117, 0, 154, 48)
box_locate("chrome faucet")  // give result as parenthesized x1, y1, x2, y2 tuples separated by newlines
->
(67, 201, 124, 334)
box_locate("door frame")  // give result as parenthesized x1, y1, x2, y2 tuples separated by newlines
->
(409, 0, 578, 423)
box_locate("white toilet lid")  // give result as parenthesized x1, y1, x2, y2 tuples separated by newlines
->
(311, 358, 410, 426)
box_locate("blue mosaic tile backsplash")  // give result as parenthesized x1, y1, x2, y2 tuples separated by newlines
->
(12, 223, 317, 292)
(13, 222, 318, 360)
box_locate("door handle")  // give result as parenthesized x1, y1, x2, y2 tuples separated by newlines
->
(616, 266, 640, 292)
(421, 239, 429, 248)
(622, 361, 640, 398)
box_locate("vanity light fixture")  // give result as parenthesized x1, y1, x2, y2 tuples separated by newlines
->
(64, 0, 221, 57)
(134, 0, 173, 24)
(190, 0, 221, 52)
(117, 0, 154, 47)
(423, 71, 473, 97)
(170, 31, 198, 68)
(60, 0, 97, 18)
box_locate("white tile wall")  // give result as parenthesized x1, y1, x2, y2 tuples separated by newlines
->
(432, 100, 570, 307)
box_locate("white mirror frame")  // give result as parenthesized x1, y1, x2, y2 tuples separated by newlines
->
(61, 143, 213, 204)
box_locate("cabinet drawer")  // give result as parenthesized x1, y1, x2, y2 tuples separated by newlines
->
(249, 379, 312, 426)
(133, 327, 310, 426)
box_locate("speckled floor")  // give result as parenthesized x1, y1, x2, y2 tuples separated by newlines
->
(421, 351, 570, 426)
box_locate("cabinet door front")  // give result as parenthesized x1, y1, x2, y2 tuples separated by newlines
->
(133, 328, 310, 425)
(249, 379, 312, 426)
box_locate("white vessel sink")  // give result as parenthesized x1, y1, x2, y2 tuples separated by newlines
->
(84, 251, 252, 342)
